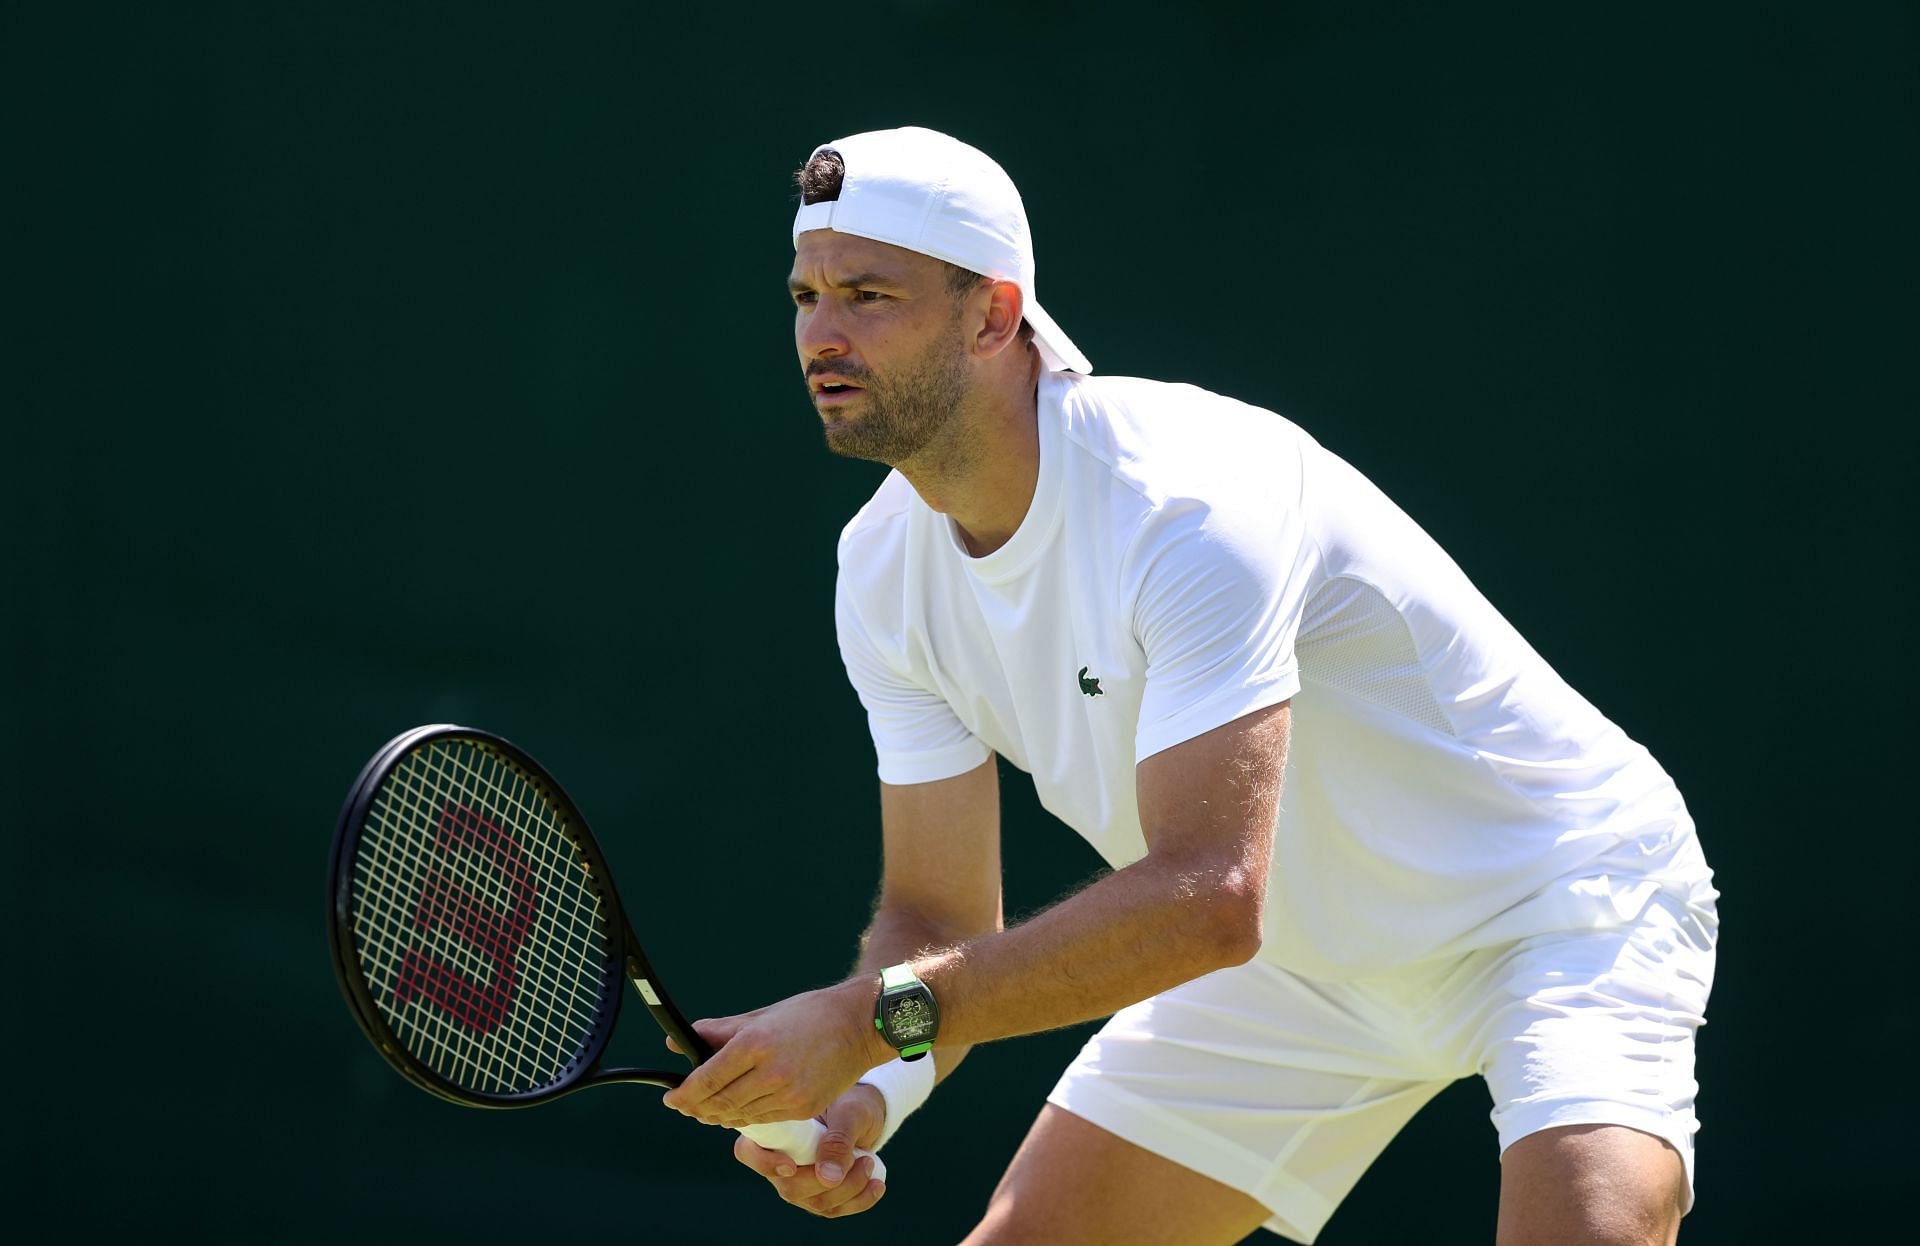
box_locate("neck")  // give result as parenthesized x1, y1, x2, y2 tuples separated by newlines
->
(897, 348, 1044, 557)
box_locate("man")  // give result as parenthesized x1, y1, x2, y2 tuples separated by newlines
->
(659, 126, 1718, 1245)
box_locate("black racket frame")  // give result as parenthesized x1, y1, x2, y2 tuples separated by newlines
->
(328, 723, 717, 1108)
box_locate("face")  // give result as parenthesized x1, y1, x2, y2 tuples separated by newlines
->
(789, 230, 975, 466)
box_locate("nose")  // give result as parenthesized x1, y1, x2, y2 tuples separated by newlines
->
(797, 297, 850, 361)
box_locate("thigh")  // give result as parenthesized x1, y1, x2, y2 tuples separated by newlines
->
(1497, 1123, 1685, 1246)
(963, 1104, 1273, 1246)
(1042, 958, 1460, 1243)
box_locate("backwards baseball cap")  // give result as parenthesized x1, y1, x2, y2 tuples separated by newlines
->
(792, 126, 1092, 375)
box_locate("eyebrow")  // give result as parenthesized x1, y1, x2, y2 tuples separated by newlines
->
(787, 271, 906, 294)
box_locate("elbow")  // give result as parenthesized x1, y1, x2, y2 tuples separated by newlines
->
(1213, 895, 1265, 968)
(1191, 870, 1266, 970)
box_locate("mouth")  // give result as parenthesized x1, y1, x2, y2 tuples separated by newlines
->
(811, 377, 866, 406)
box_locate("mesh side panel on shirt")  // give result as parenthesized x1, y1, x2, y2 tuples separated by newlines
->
(1296, 576, 1455, 735)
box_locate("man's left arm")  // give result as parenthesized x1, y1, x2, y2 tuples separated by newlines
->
(662, 701, 1289, 1130)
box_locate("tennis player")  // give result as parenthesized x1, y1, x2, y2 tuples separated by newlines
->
(660, 127, 1719, 1245)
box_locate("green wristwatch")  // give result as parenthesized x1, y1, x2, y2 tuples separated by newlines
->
(874, 963, 939, 1061)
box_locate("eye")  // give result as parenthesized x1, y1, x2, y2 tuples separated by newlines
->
(791, 290, 817, 307)
(855, 289, 888, 303)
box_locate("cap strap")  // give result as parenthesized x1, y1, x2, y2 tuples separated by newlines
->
(793, 199, 837, 241)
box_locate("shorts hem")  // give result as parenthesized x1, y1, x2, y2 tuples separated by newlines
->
(1048, 1077, 1333, 1243)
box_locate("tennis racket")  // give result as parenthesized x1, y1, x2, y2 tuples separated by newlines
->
(327, 722, 883, 1179)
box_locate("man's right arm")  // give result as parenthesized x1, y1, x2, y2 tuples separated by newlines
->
(731, 755, 1002, 1217)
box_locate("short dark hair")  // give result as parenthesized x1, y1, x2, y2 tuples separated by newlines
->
(795, 148, 988, 297)
(795, 148, 845, 207)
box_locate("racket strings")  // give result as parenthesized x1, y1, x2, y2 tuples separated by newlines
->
(359, 743, 605, 1093)
(349, 738, 614, 1095)
(407, 743, 605, 1090)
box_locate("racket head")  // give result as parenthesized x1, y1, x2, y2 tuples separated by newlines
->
(329, 724, 651, 1106)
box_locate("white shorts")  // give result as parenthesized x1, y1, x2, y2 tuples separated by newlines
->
(1047, 890, 1718, 1244)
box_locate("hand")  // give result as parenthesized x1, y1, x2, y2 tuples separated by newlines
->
(661, 978, 891, 1128)
(731, 1084, 890, 1218)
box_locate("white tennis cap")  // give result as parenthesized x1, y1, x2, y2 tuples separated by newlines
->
(792, 126, 1093, 375)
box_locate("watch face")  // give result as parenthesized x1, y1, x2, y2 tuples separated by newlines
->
(884, 992, 936, 1042)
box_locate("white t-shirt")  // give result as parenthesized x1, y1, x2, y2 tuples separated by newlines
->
(834, 371, 1712, 979)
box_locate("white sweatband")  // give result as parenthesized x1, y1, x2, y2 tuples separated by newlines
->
(857, 1057, 937, 1151)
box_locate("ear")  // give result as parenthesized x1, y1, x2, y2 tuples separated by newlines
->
(970, 279, 1027, 359)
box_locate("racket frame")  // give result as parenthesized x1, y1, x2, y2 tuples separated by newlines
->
(328, 723, 694, 1107)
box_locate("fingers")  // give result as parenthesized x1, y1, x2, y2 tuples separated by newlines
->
(811, 1119, 854, 1186)
(697, 1086, 778, 1130)
(666, 1058, 828, 1127)
(692, 1012, 753, 1044)
(808, 1157, 886, 1219)
(829, 1083, 888, 1153)
(659, 1011, 753, 1073)
(732, 1134, 886, 1219)
(668, 1069, 788, 1127)
(732, 1132, 800, 1181)
(659, 1032, 750, 1115)
(660, 1018, 796, 1123)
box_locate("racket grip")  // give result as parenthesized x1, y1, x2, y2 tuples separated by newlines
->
(739, 1118, 887, 1183)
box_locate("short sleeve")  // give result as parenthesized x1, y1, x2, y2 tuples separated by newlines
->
(1129, 497, 1307, 763)
(835, 573, 992, 785)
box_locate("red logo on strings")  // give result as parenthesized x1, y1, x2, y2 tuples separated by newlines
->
(391, 801, 538, 1034)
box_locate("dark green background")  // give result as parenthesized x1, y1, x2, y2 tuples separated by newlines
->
(13, 2, 1914, 1241)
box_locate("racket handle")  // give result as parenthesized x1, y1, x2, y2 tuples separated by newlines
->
(739, 1118, 887, 1183)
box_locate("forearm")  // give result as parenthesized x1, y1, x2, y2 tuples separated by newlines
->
(855, 900, 996, 1085)
(666, 875, 1256, 1124)
(859, 709, 1280, 1064)
(909, 851, 1262, 1050)
(664, 711, 1283, 1132)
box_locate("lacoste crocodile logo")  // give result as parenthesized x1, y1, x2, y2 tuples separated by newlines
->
(1077, 667, 1104, 697)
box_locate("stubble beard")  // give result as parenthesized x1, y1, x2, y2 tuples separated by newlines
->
(817, 321, 973, 469)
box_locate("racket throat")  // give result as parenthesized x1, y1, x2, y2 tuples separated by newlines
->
(624, 957, 715, 1065)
